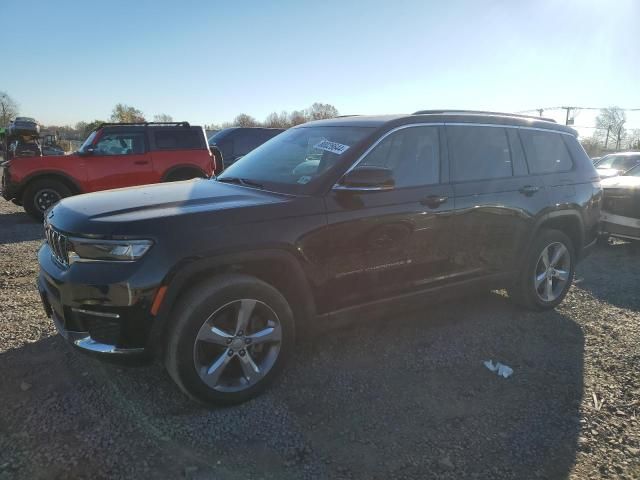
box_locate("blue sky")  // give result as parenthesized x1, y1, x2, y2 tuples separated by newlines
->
(2, 0, 639, 130)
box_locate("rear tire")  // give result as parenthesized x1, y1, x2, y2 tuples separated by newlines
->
(23, 179, 72, 221)
(165, 274, 295, 406)
(508, 229, 575, 311)
(212, 149, 224, 174)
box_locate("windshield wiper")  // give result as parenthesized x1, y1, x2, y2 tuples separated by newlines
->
(217, 177, 265, 189)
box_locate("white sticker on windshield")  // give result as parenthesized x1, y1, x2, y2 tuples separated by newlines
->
(313, 139, 350, 155)
(297, 175, 312, 184)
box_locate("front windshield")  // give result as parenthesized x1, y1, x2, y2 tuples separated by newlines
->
(597, 155, 639, 170)
(596, 155, 616, 168)
(208, 128, 234, 144)
(628, 165, 640, 177)
(217, 126, 375, 194)
(78, 130, 97, 153)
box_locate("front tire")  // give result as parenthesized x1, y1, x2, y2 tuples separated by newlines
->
(508, 229, 575, 310)
(23, 179, 72, 220)
(165, 274, 295, 405)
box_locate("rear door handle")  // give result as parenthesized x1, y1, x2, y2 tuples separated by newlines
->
(134, 160, 150, 165)
(519, 185, 540, 196)
(421, 195, 449, 208)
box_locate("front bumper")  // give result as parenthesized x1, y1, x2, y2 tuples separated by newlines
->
(600, 212, 640, 241)
(37, 243, 162, 361)
(0, 165, 18, 200)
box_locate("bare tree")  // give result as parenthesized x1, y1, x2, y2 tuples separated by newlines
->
(288, 110, 308, 126)
(264, 111, 290, 128)
(595, 107, 626, 150)
(233, 113, 260, 127)
(306, 102, 339, 121)
(0, 91, 19, 127)
(626, 129, 640, 150)
(153, 113, 173, 122)
(110, 103, 145, 123)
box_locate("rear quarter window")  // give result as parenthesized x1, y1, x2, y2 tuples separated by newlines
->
(519, 130, 573, 174)
(153, 129, 205, 151)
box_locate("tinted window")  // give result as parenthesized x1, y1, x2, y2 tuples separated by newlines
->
(360, 126, 440, 187)
(208, 128, 235, 144)
(94, 132, 145, 155)
(520, 130, 573, 173)
(154, 129, 203, 150)
(448, 126, 512, 181)
(235, 131, 261, 156)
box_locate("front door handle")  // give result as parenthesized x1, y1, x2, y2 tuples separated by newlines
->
(519, 185, 540, 196)
(421, 195, 449, 208)
(134, 160, 150, 165)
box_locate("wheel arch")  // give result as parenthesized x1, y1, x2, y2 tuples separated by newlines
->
(529, 211, 585, 259)
(148, 249, 316, 358)
(19, 171, 83, 200)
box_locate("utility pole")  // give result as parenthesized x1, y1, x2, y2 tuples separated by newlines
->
(605, 126, 611, 149)
(537, 108, 544, 117)
(561, 106, 575, 125)
(616, 120, 626, 151)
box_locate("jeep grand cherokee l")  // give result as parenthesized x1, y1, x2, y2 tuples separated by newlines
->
(2, 121, 214, 219)
(37, 111, 601, 405)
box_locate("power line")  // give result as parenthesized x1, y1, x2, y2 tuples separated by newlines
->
(517, 106, 640, 113)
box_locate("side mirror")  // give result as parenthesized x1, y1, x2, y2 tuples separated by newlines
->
(334, 166, 395, 192)
(78, 146, 95, 157)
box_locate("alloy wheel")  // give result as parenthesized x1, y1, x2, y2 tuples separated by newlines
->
(534, 241, 571, 302)
(193, 299, 282, 393)
(34, 188, 61, 213)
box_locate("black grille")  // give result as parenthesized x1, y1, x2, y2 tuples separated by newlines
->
(602, 189, 640, 219)
(83, 317, 121, 345)
(44, 223, 69, 266)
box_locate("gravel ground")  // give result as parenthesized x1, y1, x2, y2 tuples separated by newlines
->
(0, 199, 638, 480)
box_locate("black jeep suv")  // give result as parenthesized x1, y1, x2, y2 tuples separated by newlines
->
(38, 111, 601, 405)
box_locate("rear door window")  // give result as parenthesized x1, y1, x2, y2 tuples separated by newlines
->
(447, 125, 513, 182)
(519, 130, 573, 174)
(153, 129, 204, 150)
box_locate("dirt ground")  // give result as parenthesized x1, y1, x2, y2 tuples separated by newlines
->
(0, 199, 638, 480)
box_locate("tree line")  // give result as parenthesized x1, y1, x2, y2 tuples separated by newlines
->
(3, 88, 635, 154)
(206, 103, 340, 130)
(0, 91, 340, 139)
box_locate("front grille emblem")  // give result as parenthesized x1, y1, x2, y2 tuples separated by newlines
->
(44, 223, 69, 267)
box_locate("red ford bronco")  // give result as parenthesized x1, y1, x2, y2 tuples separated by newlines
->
(1, 122, 215, 219)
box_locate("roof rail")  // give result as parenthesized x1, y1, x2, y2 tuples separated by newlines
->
(412, 110, 557, 123)
(96, 121, 191, 129)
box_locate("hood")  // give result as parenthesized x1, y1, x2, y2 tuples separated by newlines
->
(597, 168, 623, 179)
(601, 175, 640, 190)
(48, 179, 296, 236)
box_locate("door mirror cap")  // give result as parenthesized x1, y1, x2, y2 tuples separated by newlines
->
(78, 146, 95, 157)
(334, 166, 395, 192)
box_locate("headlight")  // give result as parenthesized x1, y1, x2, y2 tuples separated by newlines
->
(68, 238, 153, 263)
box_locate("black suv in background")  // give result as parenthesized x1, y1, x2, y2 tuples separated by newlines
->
(38, 111, 601, 405)
(208, 127, 284, 172)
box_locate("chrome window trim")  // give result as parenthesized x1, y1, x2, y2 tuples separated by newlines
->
(445, 122, 576, 137)
(333, 122, 445, 189)
(333, 121, 576, 190)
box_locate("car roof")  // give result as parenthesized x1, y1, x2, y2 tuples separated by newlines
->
(600, 151, 640, 156)
(300, 112, 576, 134)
